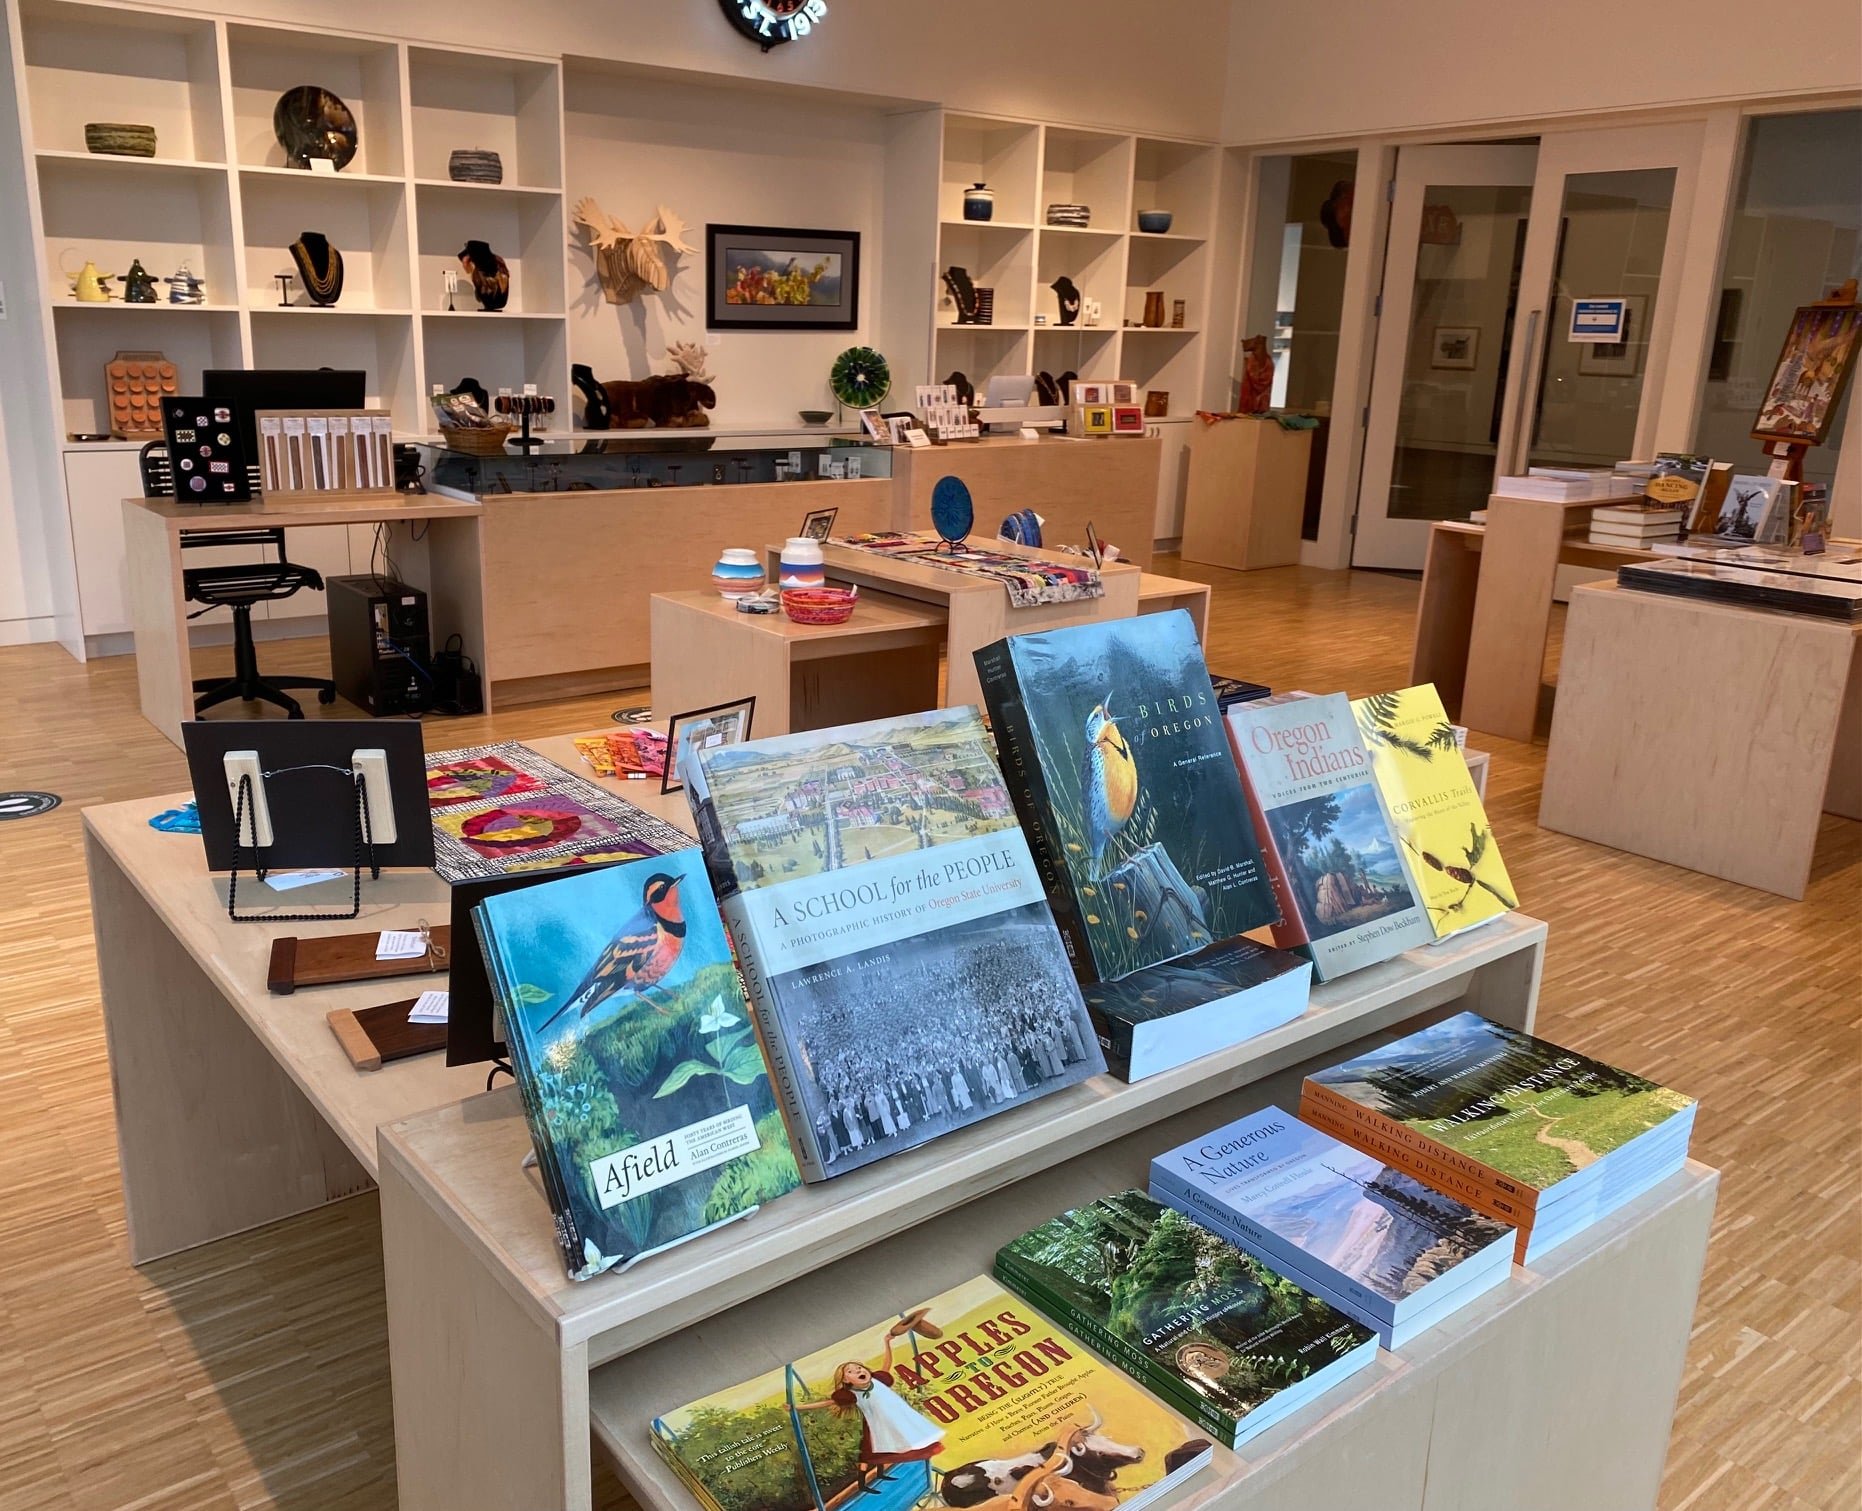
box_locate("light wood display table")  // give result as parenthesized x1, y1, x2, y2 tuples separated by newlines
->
(1410, 500, 1658, 742)
(1539, 581, 1862, 898)
(1179, 417, 1312, 571)
(649, 589, 947, 737)
(891, 435, 1161, 570)
(82, 735, 695, 1264)
(125, 494, 487, 750)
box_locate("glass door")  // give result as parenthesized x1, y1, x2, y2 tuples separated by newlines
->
(1352, 145, 1539, 569)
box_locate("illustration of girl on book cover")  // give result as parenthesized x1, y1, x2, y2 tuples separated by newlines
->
(793, 1314, 945, 1490)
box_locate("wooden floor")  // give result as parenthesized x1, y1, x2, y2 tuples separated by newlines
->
(0, 560, 1854, 1511)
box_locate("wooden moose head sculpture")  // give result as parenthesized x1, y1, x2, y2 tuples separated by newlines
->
(573, 199, 696, 305)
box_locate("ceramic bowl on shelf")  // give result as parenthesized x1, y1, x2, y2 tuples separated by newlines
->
(781, 585, 858, 625)
(85, 123, 156, 157)
(1137, 210, 1174, 233)
(798, 409, 833, 425)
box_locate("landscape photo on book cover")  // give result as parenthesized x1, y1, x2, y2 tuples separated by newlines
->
(1308, 1012, 1695, 1188)
(1081, 938, 1293, 1026)
(999, 1191, 1371, 1420)
(481, 847, 799, 1275)
(651, 1275, 1211, 1511)
(1263, 781, 1417, 941)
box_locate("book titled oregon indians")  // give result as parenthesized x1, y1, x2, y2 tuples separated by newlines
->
(472, 849, 801, 1282)
(1225, 695, 1432, 981)
(682, 708, 1104, 1181)
(974, 610, 1278, 983)
(651, 1275, 1213, 1511)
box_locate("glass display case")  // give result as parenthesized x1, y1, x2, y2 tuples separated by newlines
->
(416, 433, 892, 498)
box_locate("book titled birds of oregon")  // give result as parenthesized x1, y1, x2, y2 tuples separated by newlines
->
(680, 707, 1104, 1182)
(973, 610, 1277, 983)
(993, 1190, 1376, 1448)
(470, 848, 800, 1281)
(1224, 694, 1433, 982)
(1350, 685, 1516, 938)
(650, 1275, 1214, 1511)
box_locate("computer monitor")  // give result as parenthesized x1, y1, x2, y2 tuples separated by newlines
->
(203, 368, 367, 465)
(984, 374, 1037, 407)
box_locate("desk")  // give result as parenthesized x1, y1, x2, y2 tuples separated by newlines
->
(125, 495, 487, 750)
(1538, 581, 1862, 898)
(1410, 501, 1657, 740)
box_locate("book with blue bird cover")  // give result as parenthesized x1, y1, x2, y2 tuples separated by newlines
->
(470, 846, 801, 1281)
(973, 610, 1278, 983)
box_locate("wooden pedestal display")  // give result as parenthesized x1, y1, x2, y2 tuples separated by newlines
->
(1180, 418, 1311, 570)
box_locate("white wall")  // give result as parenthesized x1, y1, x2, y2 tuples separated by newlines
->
(1222, 0, 1862, 144)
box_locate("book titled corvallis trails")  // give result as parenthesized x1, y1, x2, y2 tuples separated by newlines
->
(650, 1275, 1213, 1511)
(1225, 694, 1433, 982)
(682, 708, 1104, 1182)
(974, 610, 1278, 983)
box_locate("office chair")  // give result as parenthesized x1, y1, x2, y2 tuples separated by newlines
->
(139, 442, 338, 719)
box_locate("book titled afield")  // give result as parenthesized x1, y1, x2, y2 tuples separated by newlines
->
(1225, 694, 1433, 981)
(975, 610, 1278, 983)
(651, 1275, 1214, 1511)
(1350, 685, 1516, 939)
(994, 1189, 1376, 1447)
(681, 707, 1104, 1182)
(471, 848, 801, 1282)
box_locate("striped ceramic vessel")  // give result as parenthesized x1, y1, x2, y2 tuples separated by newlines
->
(778, 537, 826, 590)
(710, 548, 766, 598)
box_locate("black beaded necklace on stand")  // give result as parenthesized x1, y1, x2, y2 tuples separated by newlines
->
(290, 231, 344, 307)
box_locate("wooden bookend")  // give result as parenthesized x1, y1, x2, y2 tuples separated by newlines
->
(326, 1000, 449, 1072)
(266, 926, 452, 994)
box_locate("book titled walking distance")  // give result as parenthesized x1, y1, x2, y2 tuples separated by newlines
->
(1082, 936, 1310, 1081)
(1150, 1107, 1515, 1348)
(975, 610, 1278, 983)
(1225, 694, 1433, 982)
(650, 1274, 1214, 1511)
(1301, 1012, 1697, 1264)
(1350, 685, 1516, 940)
(471, 847, 801, 1282)
(993, 1189, 1376, 1447)
(681, 707, 1104, 1182)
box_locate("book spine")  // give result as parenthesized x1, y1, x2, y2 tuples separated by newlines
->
(718, 895, 827, 1183)
(1149, 1164, 1394, 1326)
(1082, 1001, 1136, 1081)
(1296, 1096, 1534, 1223)
(651, 1427, 728, 1511)
(992, 1257, 1237, 1446)
(1298, 1082, 1539, 1212)
(1221, 719, 1315, 963)
(974, 639, 1095, 977)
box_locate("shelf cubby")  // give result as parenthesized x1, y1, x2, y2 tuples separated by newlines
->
(414, 182, 565, 316)
(1038, 125, 1133, 233)
(940, 114, 1039, 225)
(226, 24, 405, 177)
(407, 45, 562, 191)
(932, 325, 1031, 388)
(39, 150, 237, 304)
(240, 172, 411, 312)
(1032, 325, 1121, 383)
(1124, 234, 1208, 331)
(1036, 225, 1126, 330)
(1132, 137, 1218, 239)
(51, 304, 242, 435)
(248, 308, 420, 428)
(421, 317, 568, 420)
(1120, 325, 1203, 414)
(936, 224, 1033, 330)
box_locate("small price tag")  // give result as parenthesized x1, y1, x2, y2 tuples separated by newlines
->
(903, 429, 931, 449)
(308, 158, 336, 176)
(408, 990, 450, 1024)
(1019, 427, 1042, 441)
(377, 929, 428, 960)
(266, 868, 345, 891)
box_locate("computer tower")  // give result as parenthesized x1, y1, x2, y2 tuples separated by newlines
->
(326, 575, 431, 716)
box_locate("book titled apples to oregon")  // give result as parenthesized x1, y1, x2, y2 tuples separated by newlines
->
(650, 1275, 1214, 1511)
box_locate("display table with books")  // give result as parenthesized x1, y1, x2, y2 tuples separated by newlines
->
(1540, 578, 1862, 897)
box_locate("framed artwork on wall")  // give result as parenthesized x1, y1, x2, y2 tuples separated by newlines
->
(1430, 326, 1479, 370)
(1577, 296, 1648, 378)
(706, 224, 861, 331)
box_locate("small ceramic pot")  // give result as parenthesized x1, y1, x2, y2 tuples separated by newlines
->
(1137, 210, 1174, 234)
(962, 182, 995, 222)
(448, 148, 504, 185)
(711, 547, 766, 599)
(779, 536, 826, 590)
(782, 585, 858, 625)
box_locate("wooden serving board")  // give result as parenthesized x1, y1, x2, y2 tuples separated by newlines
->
(327, 1000, 449, 1071)
(267, 926, 452, 994)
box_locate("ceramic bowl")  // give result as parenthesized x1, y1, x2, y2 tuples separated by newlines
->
(798, 409, 834, 425)
(1137, 210, 1174, 234)
(781, 585, 858, 625)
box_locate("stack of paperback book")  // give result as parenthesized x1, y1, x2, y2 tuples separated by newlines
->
(994, 1190, 1377, 1447)
(1300, 1012, 1697, 1263)
(1150, 1107, 1516, 1348)
(1588, 502, 1685, 548)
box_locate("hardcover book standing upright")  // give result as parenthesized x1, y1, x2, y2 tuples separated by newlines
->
(974, 610, 1278, 983)
(472, 849, 800, 1281)
(682, 708, 1104, 1182)
(1225, 695, 1433, 981)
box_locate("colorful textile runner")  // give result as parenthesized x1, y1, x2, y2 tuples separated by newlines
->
(832, 531, 1102, 608)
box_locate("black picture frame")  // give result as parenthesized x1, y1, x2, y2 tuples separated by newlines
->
(661, 696, 757, 795)
(800, 506, 837, 541)
(706, 223, 861, 331)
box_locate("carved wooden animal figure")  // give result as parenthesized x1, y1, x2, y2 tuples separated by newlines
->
(666, 340, 716, 385)
(600, 375, 717, 429)
(574, 199, 696, 304)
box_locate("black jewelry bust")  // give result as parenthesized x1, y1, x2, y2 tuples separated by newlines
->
(458, 240, 510, 312)
(1050, 275, 1081, 327)
(942, 265, 980, 325)
(289, 231, 343, 307)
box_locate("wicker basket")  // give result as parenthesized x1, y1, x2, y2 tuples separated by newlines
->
(440, 425, 516, 456)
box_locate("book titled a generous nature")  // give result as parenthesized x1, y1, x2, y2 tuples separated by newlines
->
(681, 708, 1104, 1181)
(994, 1190, 1376, 1447)
(1350, 685, 1516, 939)
(651, 1275, 1214, 1511)
(975, 610, 1278, 983)
(1082, 936, 1310, 1081)
(472, 847, 800, 1281)
(1301, 1012, 1697, 1263)
(1225, 694, 1433, 981)
(1151, 1107, 1515, 1348)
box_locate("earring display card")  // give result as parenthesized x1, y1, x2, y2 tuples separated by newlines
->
(163, 397, 253, 502)
(256, 409, 397, 501)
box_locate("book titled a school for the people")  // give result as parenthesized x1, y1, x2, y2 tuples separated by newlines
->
(680, 707, 1104, 1182)
(650, 1275, 1213, 1511)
